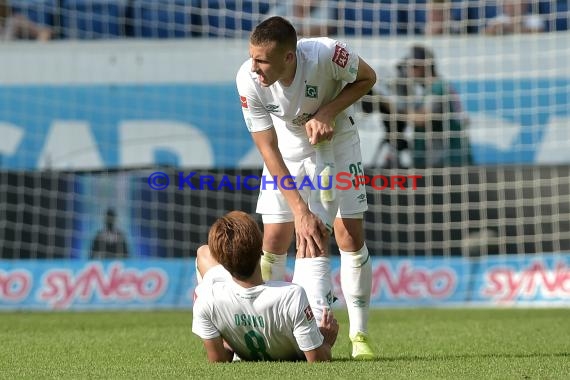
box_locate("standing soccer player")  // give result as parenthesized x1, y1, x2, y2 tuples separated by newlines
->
(236, 16, 377, 360)
(192, 211, 338, 362)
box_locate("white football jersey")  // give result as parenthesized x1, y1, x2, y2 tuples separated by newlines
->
(236, 37, 361, 161)
(192, 265, 324, 361)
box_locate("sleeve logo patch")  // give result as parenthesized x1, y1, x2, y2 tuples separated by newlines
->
(240, 95, 248, 108)
(332, 45, 349, 68)
(304, 305, 315, 322)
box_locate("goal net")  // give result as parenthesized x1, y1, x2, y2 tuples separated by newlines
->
(0, 0, 569, 308)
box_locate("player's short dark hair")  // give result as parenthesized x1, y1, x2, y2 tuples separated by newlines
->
(251, 16, 297, 52)
(208, 211, 263, 280)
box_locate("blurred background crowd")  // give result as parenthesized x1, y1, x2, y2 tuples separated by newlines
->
(1, 0, 568, 41)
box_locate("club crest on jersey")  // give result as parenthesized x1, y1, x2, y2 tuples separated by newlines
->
(305, 85, 318, 99)
(304, 305, 315, 322)
(240, 95, 248, 108)
(332, 44, 349, 68)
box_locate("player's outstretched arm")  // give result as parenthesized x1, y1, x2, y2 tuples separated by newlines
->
(304, 308, 339, 362)
(201, 336, 234, 363)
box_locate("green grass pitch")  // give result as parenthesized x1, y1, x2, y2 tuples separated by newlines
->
(1, 309, 568, 379)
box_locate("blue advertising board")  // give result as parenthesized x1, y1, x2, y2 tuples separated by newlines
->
(2, 254, 568, 310)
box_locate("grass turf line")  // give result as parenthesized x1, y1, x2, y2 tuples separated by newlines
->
(0, 309, 568, 379)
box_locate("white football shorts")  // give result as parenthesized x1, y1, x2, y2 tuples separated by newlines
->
(257, 135, 368, 224)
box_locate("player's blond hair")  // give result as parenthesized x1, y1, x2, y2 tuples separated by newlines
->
(208, 211, 263, 280)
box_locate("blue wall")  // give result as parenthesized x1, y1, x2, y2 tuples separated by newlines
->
(1, 78, 569, 169)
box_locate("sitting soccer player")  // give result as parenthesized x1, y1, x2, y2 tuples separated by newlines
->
(192, 211, 339, 362)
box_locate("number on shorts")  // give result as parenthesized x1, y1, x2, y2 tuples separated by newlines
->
(348, 161, 364, 187)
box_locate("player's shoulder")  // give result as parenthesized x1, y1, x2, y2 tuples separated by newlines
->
(192, 281, 213, 311)
(236, 59, 256, 83)
(236, 59, 251, 77)
(195, 267, 231, 298)
(265, 280, 307, 299)
(298, 37, 343, 66)
(297, 37, 339, 53)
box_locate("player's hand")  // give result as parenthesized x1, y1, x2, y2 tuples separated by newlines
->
(294, 210, 329, 258)
(319, 308, 339, 348)
(305, 117, 335, 145)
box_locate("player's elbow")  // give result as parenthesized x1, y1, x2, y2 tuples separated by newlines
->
(364, 67, 377, 93)
(203, 338, 235, 363)
(356, 60, 377, 94)
(304, 344, 333, 363)
(207, 356, 232, 363)
(369, 70, 377, 90)
(206, 351, 233, 363)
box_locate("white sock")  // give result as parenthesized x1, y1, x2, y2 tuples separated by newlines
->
(260, 251, 287, 281)
(195, 257, 203, 284)
(310, 141, 338, 232)
(292, 257, 334, 324)
(340, 244, 372, 337)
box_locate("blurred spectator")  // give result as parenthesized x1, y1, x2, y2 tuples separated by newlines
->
(266, 0, 336, 37)
(424, 0, 459, 35)
(90, 208, 129, 260)
(0, 0, 52, 41)
(484, 0, 545, 35)
(404, 44, 473, 168)
(361, 60, 417, 168)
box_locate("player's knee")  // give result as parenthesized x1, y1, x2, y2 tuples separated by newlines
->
(262, 225, 294, 253)
(196, 245, 209, 259)
(196, 245, 217, 274)
(263, 237, 290, 254)
(333, 219, 364, 252)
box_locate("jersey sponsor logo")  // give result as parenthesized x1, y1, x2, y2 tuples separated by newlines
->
(240, 95, 248, 108)
(332, 45, 349, 68)
(264, 104, 279, 113)
(292, 112, 312, 126)
(357, 193, 367, 203)
(305, 85, 318, 99)
(303, 305, 314, 322)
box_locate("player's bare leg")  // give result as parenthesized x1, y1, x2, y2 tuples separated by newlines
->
(334, 217, 376, 360)
(260, 222, 294, 281)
